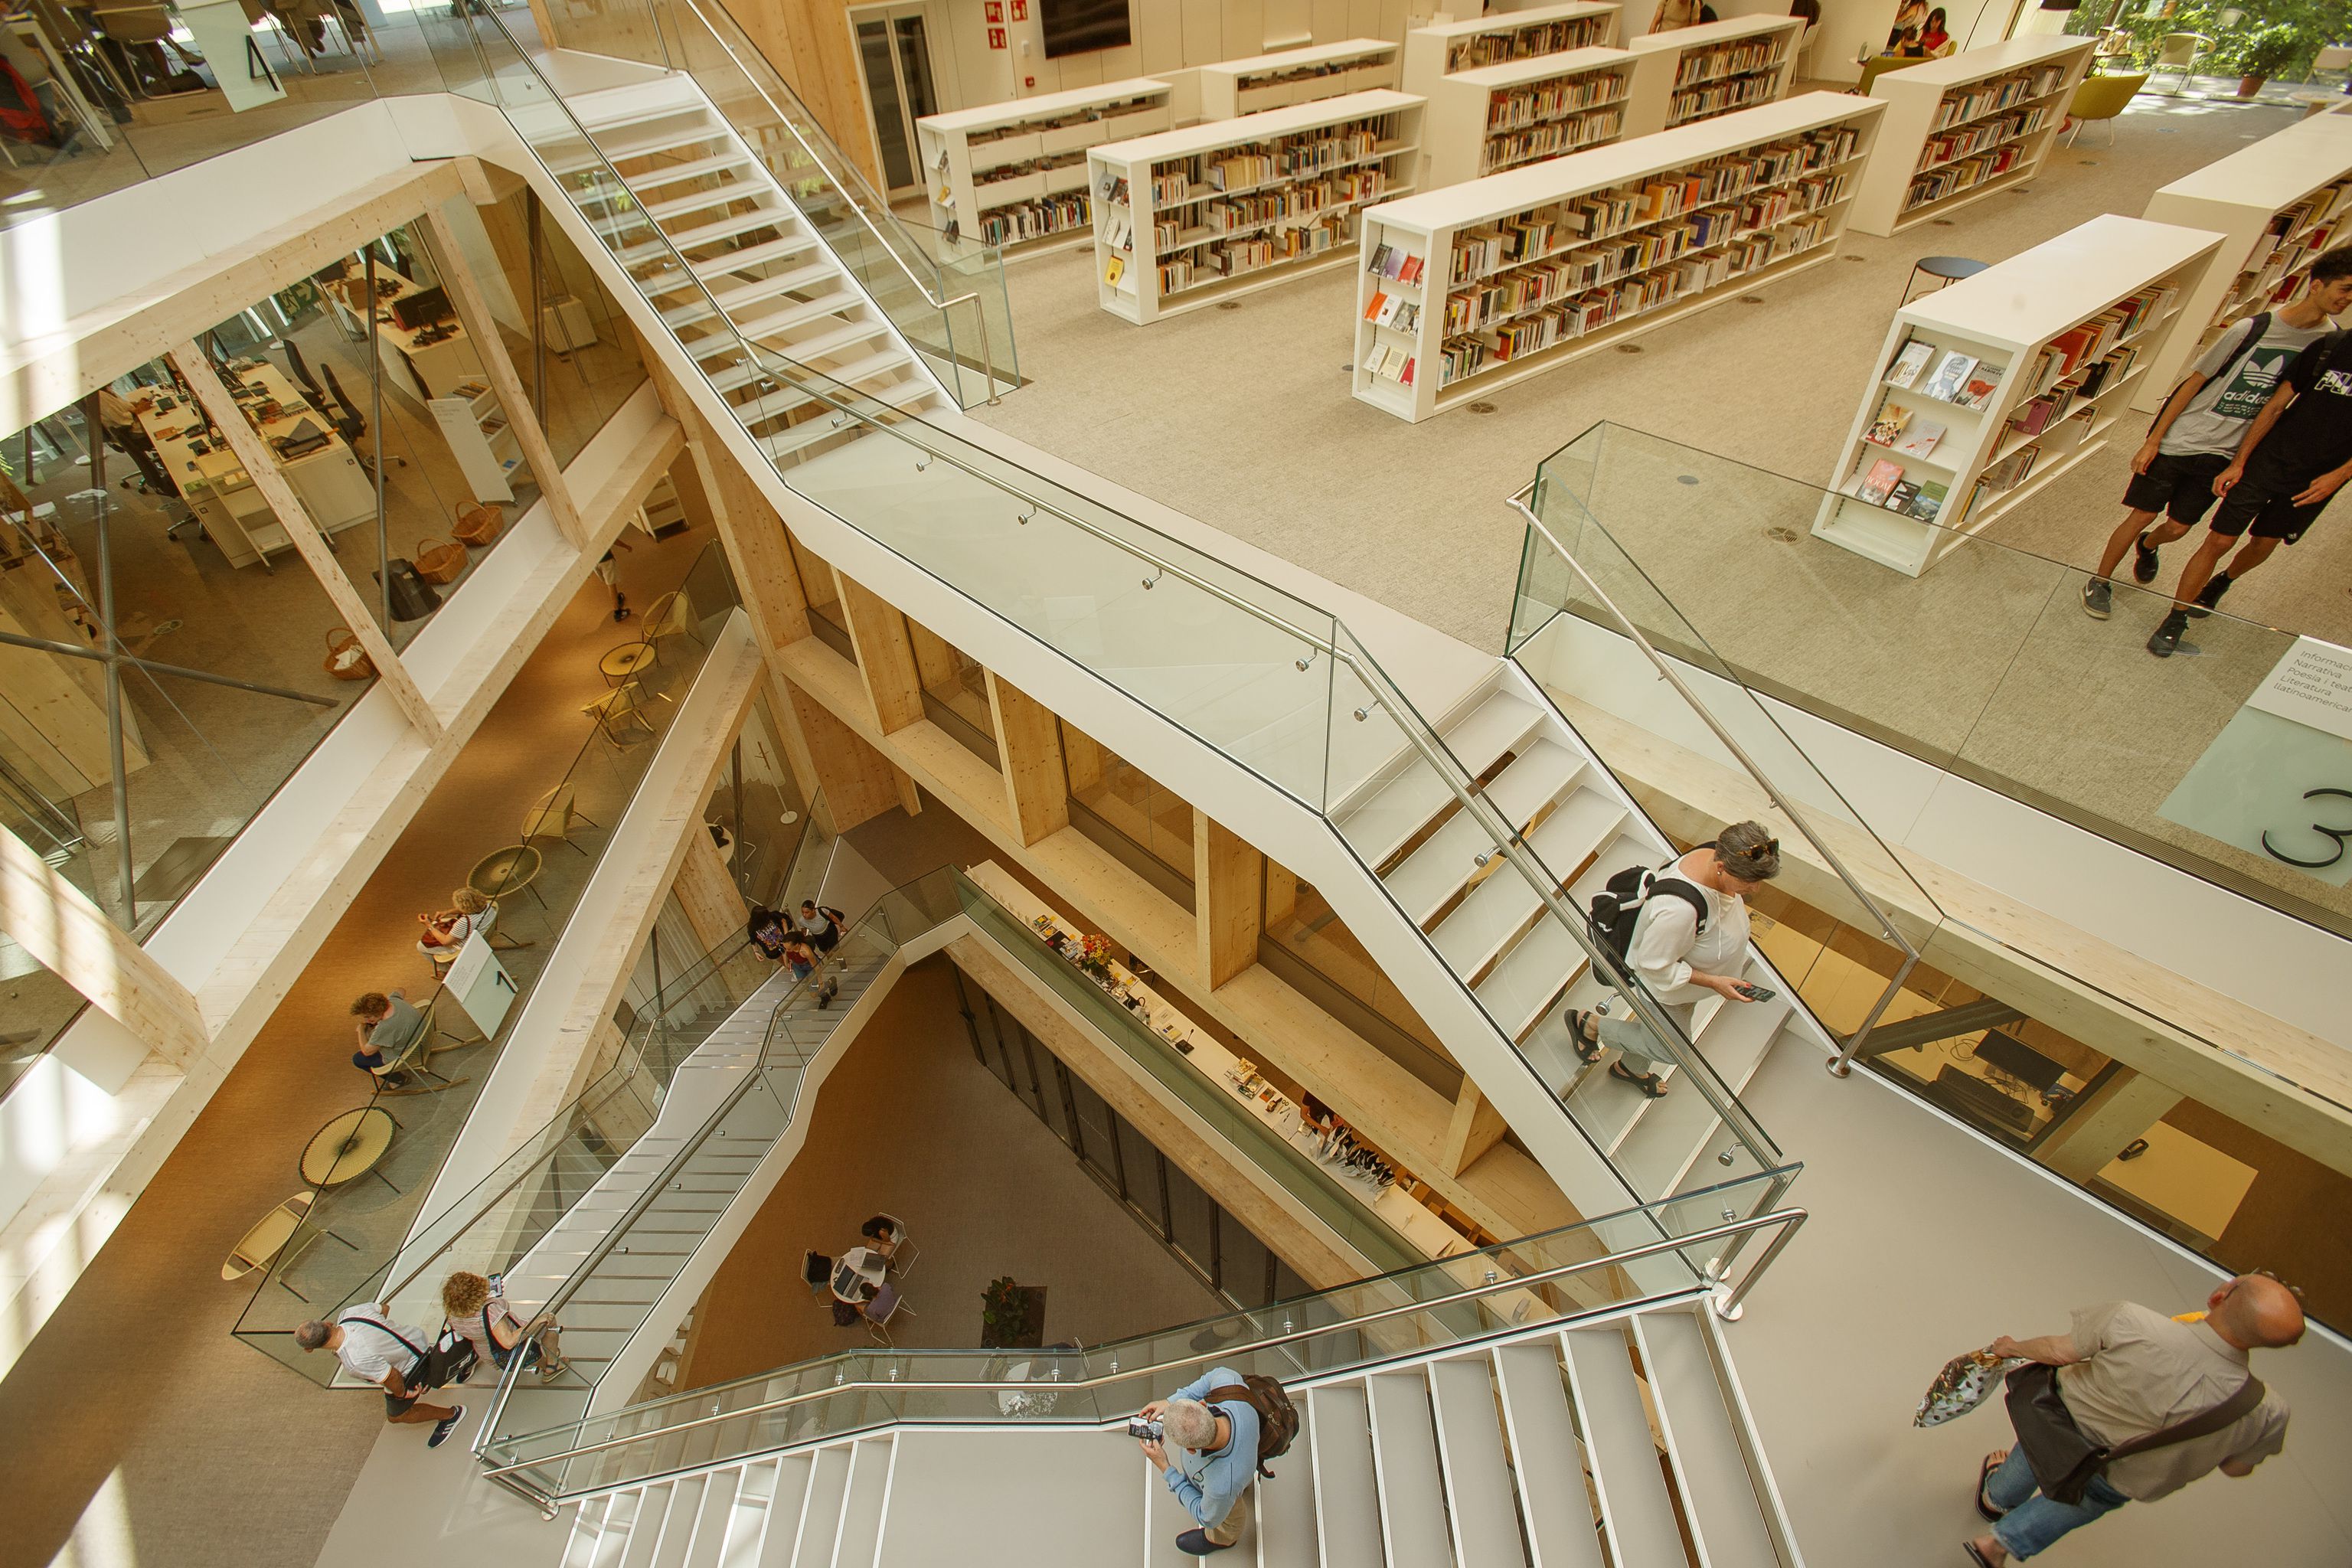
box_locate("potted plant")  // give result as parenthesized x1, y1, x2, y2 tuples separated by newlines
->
(1072, 932, 1115, 984)
(2230, 27, 2297, 96)
(980, 1276, 1047, 1349)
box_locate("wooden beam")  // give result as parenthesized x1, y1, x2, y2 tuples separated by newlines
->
(673, 824, 753, 960)
(173, 347, 441, 740)
(0, 825, 207, 1068)
(1441, 1080, 1513, 1178)
(645, 358, 814, 652)
(1266, 861, 1298, 926)
(835, 572, 926, 734)
(420, 207, 587, 549)
(1063, 724, 1105, 794)
(1194, 808, 1264, 990)
(904, 618, 962, 698)
(2037, 1067, 2187, 1184)
(783, 676, 904, 832)
(986, 671, 1070, 848)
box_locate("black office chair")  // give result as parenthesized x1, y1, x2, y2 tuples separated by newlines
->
(318, 361, 403, 477)
(800, 1250, 833, 1300)
(283, 340, 327, 406)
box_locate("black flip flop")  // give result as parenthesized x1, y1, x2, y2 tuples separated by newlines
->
(1962, 1540, 2001, 1568)
(1609, 1060, 1668, 1098)
(1976, 1452, 2009, 1522)
(1566, 1009, 1604, 1064)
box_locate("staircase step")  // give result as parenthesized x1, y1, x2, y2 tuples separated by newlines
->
(617, 1481, 677, 1568)
(591, 122, 730, 167)
(590, 1488, 646, 1568)
(756, 1454, 814, 1568)
(756, 384, 939, 460)
(1386, 740, 1588, 925)
(1429, 1357, 1531, 1568)
(648, 1473, 711, 1568)
(616, 207, 792, 265)
(731, 355, 915, 433)
(1492, 1342, 1603, 1568)
(662, 262, 838, 326)
(709, 313, 892, 390)
(1334, 689, 1545, 868)
(636, 235, 825, 299)
(1474, 913, 1585, 1047)
(645, 182, 771, 224)
(792, 1446, 852, 1566)
(1615, 999, 1792, 1192)
(564, 1492, 613, 1568)
(1430, 789, 1626, 981)
(1364, 1372, 1451, 1568)
(1305, 1383, 1383, 1568)
(723, 1459, 779, 1568)
(834, 1437, 892, 1568)
(1561, 1325, 1684, 1568)
(624, 151, 760, 192)
(1635, 1312, 1779, 1568)
(1256, 1400, 1319, 1568)
(729, 289, 869, 345)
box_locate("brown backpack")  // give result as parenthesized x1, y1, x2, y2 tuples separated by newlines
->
(1204, 1376, 1300, 1478)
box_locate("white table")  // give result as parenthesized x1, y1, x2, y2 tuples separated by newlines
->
(136, 361, 374, 568)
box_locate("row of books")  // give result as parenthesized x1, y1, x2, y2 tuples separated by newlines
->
(1485, 108, 1626, 175)
(1928, 64, 2071, 134)
(974, 151, 1087, 191)
(975, 194, 1089, 247)
(1098, 175, 1131, 208)
(1886, 338, 2006, 407)
(1485, 70, 1630, 132)
(1148, 122, 1392, 204)
(1851, 457, 1951, 522)
(1362, 341, 1418, 385)
(1365, 242, 1429, 283)
(1229, 58, 1387, 92)
(1363, 290, 1425, 332)
(1446, 13, 1612, 72)
(1671, 38, 1785, 90)
(964, 95, 1164, 152)
(1446, 125, 1860, 283)
(1903, 143, 2024, 211)
(1197, 169, 1392, 237)
(1914, 106, 2051, 175)
(2027, 341, 2138, 402)
(1161, 217, 1353, 293)
(2048, 285, 2173, 377)
(2210, 179, 2352, 328)
(1668, 72, 1778, 129)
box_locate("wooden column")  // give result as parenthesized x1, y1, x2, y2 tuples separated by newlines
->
(420, 207, 587, 548)
(1193, 808, 1263, 989)
(2037, 1067, 2187, 1184)
(0, 825, 207, 1068)
(904, 619, 962, 701)
(783, 676, 906, 832)
(1441, 1081, 1512, 1178)
(836, 572, 926, 735)
(986, 671, 1069, 847)
(1062, 724, 1104, 794)
(1265, 862, 1298, 926)
(673, 824, 752, 957)
(173, 348, 441, 741)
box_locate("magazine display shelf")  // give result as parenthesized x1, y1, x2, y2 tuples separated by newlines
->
(1197, 39, 1402, 120)
(1847, 35, 2094, 237)
(1423, 47, 1642, 190)
(918, 80, 1174, 260)
(1622, 15, 1804, 137)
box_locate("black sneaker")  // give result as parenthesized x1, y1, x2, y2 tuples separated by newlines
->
(427, 1405, 466, 1449)
(2147, 609, 2190, 658)
(2131, 532, 2161, 584)
(2080, 578, 2112, 619)
(2186, 572, 2231, 619)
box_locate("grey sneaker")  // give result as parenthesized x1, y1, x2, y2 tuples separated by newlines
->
(2081, 578, 2112, 619)
(2148, 609, 2190, 658)
(2132, 532, 2161, 584)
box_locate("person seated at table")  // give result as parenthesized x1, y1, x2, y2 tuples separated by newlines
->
(1917, 7, 1955, 56)
(1298, 1093, 1344, 1137)
(416, 887, 492, 972)
(351, 989, 423, 1087)
(441, 1270, 569, 1383)
(859, 1215, 906, 1262)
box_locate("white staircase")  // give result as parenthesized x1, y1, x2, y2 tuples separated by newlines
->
(553, 1298, 1796, 1568)
(1330, 667, 1802, 1201)
(529, 74, 949, 461)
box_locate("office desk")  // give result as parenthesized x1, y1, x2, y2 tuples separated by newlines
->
(2093, 1123, 2258, 1252)
(338, 273, 485, 401)
(135, 362, 374, 568)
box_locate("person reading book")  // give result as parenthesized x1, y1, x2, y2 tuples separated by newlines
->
(2082, 246, 2352, 630)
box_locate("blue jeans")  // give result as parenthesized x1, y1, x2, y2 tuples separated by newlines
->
(1988, 1445, 2128, 1557)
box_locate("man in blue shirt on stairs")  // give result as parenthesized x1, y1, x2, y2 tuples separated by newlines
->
(1139, 1368, 1261, 1556)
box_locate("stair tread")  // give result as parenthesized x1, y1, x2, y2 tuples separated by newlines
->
(834, 1438, 893, 1568)
(756, 384, 938, 459)
(1637, 1312, 1780, 1568)
(1306, 1384, 1383, 1568)
(624, 151, 759, 191)
(616, 1481, 675, 1568)
(1430, 789, 1626, 978)
(1386, 740, 1586, 923)
(756, 1454, 813, 1568)
(1428, 1358, 1531, 1568)
(648, 1473, 709, 1568)
(793, 1446, 852, 1566)
(1493, 1342, 1605, 1568)
(1335, 689, 1544, 868)
(1562, 1325, 1684, 1568)
(1256, 1403, 1318, 1568)
(619, 207, 791, 263)
(1365, 1372, 1452, 1568)
(1615, 998, 1791, 1193)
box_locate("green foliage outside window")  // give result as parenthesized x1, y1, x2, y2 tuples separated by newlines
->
(2065, 0, 2352, 81)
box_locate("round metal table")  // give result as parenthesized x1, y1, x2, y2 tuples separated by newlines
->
(300, 1106, 398, 1190)
(1903, 255, 1991, 305)
(469, 842, 546, 910)
(598, 641, 658, 686)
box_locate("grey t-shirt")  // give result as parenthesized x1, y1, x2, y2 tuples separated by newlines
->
(369, 995, 424, 1059)
(2160, 314, 2331, 457)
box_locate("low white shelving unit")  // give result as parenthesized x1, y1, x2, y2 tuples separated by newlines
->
(1847, 35, 2094, 237)
(917, 79, 1173, 259)
(1423, 47, 1639, 189)
(1812, 214, 2222, 576)
(1197, 39, 1402, 120)
(428, 380, 523, 505)
(1090, 89, 1424, 326)
(1351, 91, 1883, 422)
(1400, 2, 1622, 101)
(2132, 111, 2352, 412)
(1622, 15, 1804, 137)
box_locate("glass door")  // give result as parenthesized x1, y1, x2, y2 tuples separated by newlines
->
(852, 4, 939, 198)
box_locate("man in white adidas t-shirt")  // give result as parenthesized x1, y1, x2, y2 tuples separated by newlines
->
(296, 1303, 466, 1447)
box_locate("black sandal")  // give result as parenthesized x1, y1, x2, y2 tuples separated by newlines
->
(1609, 1061, 1668, 1098)
(1976, 1452, 2009, 1522)
(1566, 1009, 1603, 1065)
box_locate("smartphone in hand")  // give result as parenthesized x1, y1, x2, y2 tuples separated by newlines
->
(1733, 982, 1776, 1003)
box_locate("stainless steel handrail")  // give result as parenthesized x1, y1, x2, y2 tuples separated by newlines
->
(1506, 488, 1924, 1067)
(479, 1206, 1808, 1487)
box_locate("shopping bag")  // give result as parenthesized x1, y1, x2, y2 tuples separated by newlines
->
(1914, 1348, 2023, 1428)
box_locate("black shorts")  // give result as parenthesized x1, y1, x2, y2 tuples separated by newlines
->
(2209, 466, 2328, 543)
(2122, 450, 2230, 524)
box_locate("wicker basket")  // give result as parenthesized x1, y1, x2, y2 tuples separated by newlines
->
(453, 502, 504, 547)
(324, 627, 374, 681)
(413, 537, 466, 584)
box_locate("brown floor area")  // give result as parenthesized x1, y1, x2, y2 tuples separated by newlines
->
(0, 529, 706, 1568)
(681, 956, 1224, 1390)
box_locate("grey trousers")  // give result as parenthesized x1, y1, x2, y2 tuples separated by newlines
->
(1590, 1001, 1694, 1073)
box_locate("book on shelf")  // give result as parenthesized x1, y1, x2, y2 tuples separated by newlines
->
(1886, 480, 1920, 511)
(1365, 289, 1389, 319)
(1374, 294, 1404, 326)
(1909, 480, 1948, 521)
(1921, 351, 1975, 401)
(1857, 457, 1903, 505)
(1105, 256, 1125, 286)
(1980, 443, 2037, 491)
(1893, 418, 1944, 459)
(1955, 365, 2003, 410)
(1866, 403, 1913, 446)
(1368, 243, 1393, 273)
(1888, 338, 1934, 387)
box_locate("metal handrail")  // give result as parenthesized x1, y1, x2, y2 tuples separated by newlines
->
(479, 1206, 1808, 1485)
(1505, 488, 1924, 1067)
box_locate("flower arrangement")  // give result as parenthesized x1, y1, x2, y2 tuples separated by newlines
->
(1073, 933, 1114, 981)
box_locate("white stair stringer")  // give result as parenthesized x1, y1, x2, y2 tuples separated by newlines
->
(551, 1297, 1804, 1568)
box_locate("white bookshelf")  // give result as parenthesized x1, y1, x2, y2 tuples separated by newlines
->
(917, 79, 1173, 259)
(1351, 92, 1883, 423)
(1092, 90, 1425, 325)
(1622, 15, 1803, 138)
(2132, 112, 2352, 413)
(1847, 36, 2093, 237)
(1423, 47, 1639, 189)
(1400, 3, 1622, 102)
(1197, 39, 1401, 120)
(428, 380, 523, 505)
(1811, 214, 2222, 577)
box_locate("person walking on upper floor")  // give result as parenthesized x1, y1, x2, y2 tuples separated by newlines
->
(296, 1305, 466, 1448)
(2084, 247, 2352, 629)
(349, 989, 423, 1087)
(443, 1269, 570, 1383)
(796, 899, 848, 970)
(1962, 1272, 2302, 1566)
(1138, 1368, 1261, 1556)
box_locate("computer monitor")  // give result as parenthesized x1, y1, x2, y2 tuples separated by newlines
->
(1974, 1031, 2064, 1094)
(390, 285, 452, 332)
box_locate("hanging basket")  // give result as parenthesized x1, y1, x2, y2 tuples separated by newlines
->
(324, 627, 375, 681)
(453, 501, 504, 547)
(413, 536, 467, 584)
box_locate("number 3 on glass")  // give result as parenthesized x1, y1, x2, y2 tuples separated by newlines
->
(2262, 787, 2352, 869)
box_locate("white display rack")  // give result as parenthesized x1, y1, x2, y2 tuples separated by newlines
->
(1400, 2, 1622, 101)
(916, 79, 1174, 259)
(1622, 15, 1803, 137)
(1090, 89, 1425, 325)
(2132, 111, 2352, 413)
(1812, 214, 2221, 576)
(1423, 47, 1640, 189)
(1847, 36, 2093, 237)
(428, 381, 522, 505)
(1351, 91, 1882, 423)
(1197, 39, 1401, 120)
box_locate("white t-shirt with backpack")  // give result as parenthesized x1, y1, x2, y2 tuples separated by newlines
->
(1622, 859, 1749, 1008)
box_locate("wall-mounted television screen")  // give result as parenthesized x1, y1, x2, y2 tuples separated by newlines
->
(1040, 0, 1131, 57)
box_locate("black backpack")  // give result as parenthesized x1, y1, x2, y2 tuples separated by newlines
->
(1587, 854, 1710, 969)
(1204, 1375, 1300, 1478)
(343, 1314, 478, 1391)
